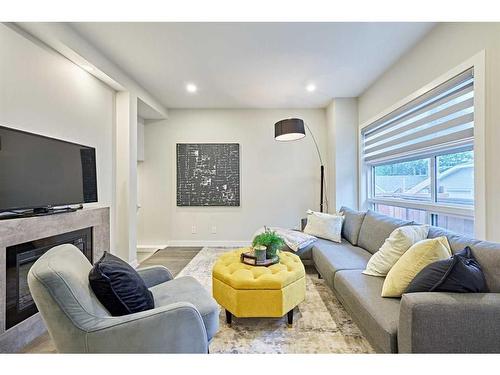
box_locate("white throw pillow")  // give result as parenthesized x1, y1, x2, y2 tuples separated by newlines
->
(363, 225, 430, 277)
(304, 210, 344, 243)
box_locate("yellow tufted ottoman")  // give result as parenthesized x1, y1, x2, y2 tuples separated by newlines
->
(212, 248, 306, 326)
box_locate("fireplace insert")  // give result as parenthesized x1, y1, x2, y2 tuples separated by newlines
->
(5, 228, 92, 330)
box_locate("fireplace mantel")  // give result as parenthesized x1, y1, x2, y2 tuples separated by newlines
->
(0, 206, 110, 353)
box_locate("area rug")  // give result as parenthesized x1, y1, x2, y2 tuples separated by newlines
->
(177, 247, 374, 354)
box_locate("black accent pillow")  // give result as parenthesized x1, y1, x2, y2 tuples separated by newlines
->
(89, 252, 154, 316)
(406, 246, 488, 293)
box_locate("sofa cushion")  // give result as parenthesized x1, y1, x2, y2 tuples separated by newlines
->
(357, 210, 413, 254)
(428, 226, 500, 292)
(334, 270, 401, 353)
(427, 226, 478, 252)
(150, 276, 220, 341)
(339, 206, 366, 245)
(312, 238, 371, 288)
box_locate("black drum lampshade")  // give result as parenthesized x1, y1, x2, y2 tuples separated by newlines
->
(274, 118, 306, 141)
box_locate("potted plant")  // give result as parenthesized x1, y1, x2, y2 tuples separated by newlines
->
(252, 228, 285, 259)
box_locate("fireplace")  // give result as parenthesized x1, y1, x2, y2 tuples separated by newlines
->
(5, 228, 92, 330)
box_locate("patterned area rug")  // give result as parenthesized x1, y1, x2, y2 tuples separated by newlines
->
(178, 247, 374, 354)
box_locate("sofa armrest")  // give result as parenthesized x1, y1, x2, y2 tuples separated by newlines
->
(399, 292, 500, 353)
(86, 302, 208, 353)
(137, 265, 173, 288)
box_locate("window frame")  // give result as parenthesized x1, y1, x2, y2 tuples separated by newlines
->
(358, 51, 486, 238)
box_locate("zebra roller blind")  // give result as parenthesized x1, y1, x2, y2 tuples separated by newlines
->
(362, 68, 474, 163)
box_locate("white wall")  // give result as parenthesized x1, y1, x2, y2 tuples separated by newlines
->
(0, 24, 116, 246)
(326, 98, 358, 211)
(137, 118, 145, 162)
(358, 22, 500, 241)
(137, 109, 327, 246)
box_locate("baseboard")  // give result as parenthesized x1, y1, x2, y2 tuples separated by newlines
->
(137, 244, 168, 252)
(166, 240, 251, 248)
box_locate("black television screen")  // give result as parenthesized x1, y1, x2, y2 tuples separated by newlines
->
(0, 126, 98, 212)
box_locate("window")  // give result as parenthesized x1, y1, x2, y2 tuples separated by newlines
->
(362, 69, 475, 235)
(375, 203, 474, 237)
(374, 204, 426, 223)
(434, 213, 474, 237)
(374, 158, 430, 201)
(437, 150, 474, 205)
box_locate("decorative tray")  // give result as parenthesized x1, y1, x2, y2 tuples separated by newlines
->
(240, 252, 279, 267)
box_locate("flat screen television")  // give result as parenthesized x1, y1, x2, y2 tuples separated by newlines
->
(0, 125, 98, 213)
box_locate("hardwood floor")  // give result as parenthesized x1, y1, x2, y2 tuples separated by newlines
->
(20, 246, 202, 353)
(139, 247, 201, 276)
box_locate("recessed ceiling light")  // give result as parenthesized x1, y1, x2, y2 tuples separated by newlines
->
(306, 83, 316, 92)
(186, 83, 198, 93)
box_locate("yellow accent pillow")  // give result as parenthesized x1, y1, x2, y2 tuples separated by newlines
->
(381, 236, 452, 297)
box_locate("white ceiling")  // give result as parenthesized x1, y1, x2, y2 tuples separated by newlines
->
(70, 22, 435, 109)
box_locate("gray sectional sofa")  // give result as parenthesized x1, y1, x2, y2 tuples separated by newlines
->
(296, 207, 500, 353)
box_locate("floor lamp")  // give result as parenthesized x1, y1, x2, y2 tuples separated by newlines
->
(274, 118, 326, 213)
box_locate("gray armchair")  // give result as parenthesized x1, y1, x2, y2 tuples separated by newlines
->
(28, 244, 219, 353)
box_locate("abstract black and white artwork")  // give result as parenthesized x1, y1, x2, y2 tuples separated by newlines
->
(176, 143, 240, 206)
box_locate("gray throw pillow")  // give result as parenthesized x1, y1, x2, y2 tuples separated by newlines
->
(339, 206, 366, 245)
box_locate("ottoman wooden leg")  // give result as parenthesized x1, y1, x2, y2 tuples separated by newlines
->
(287, 308, 294, 327)
(225, 309, 233, 326)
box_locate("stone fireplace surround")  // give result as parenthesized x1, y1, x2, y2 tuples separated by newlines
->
(0, 206, 109, 353)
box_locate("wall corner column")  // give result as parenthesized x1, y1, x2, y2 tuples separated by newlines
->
(115, 91, 138, 265)
(326, 98, 359, 211)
